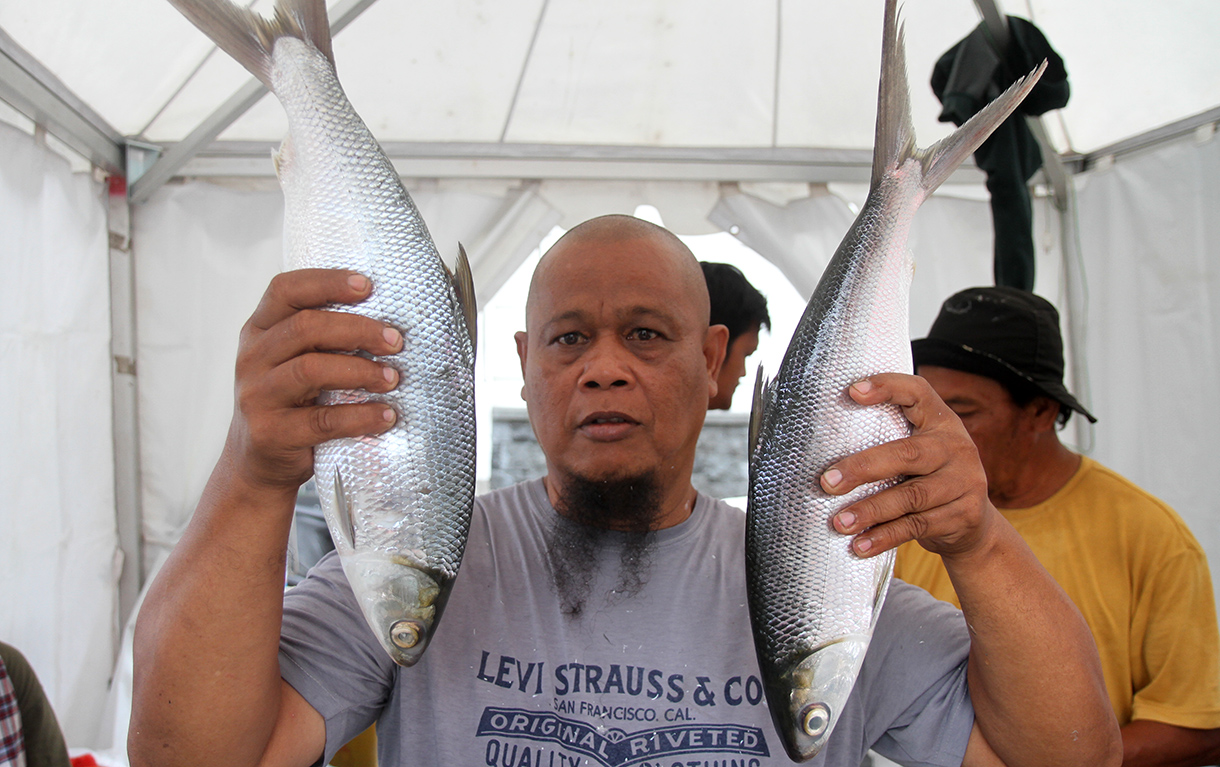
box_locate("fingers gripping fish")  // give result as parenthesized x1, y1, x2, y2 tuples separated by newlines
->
(166, 0, 478, 667)
(745, 0, 1045, 759)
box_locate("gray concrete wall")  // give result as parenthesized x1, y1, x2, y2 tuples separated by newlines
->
(491, 407, 750, 500)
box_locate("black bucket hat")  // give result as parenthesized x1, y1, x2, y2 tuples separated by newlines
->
(912, 286, 1097, 423)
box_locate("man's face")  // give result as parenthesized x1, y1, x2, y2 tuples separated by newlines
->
(709, 324, 760, 410)
(916, 365, 1029, 496)
(515, 232, 724, 496)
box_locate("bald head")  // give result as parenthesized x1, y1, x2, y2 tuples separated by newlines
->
(513, 214, 729, 529)
(525, 215, 710, 329)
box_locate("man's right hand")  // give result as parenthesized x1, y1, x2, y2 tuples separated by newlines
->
(130, 269, 403, 767)
(225, 269, 403, 495)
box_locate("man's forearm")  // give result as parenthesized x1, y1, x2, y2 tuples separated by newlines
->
(129, 453, 300, 767)
(1122, 719, 1220, 767)
(946, 518, 1121, 767)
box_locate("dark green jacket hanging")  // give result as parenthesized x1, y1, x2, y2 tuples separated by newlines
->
(931, 16, 1070, 290)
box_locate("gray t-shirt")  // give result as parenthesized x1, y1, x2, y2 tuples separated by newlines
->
(280, 479, 973, 766)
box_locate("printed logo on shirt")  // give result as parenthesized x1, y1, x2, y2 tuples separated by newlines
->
(474, 651, 771, 767)
(477, 707, 768, 767)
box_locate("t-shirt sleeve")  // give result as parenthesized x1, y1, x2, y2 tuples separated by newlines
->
(858, 580, 974, 767)
(0, 643, 70, 767)
(1129, 546, 1220, 728)
(280, 552, 398, 767)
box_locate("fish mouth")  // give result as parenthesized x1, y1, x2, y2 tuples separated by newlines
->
(577, 411, 640, 441)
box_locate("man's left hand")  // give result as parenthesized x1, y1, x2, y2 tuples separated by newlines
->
(820, 372, 998, 559)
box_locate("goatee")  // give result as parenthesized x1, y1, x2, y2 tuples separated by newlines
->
(545, 472, 662, 619)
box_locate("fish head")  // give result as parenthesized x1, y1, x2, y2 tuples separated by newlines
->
(769, 635, 869, 761)
(348, 556, 444, 667)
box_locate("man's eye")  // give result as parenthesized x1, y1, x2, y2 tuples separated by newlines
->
(629, 328, 659, 341)
(555, 331, 583, 345)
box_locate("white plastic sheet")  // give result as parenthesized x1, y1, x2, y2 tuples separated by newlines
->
(130, 178, 568, 568)
(1074, 131, 1220, 591)
(0, 121, 117, 747)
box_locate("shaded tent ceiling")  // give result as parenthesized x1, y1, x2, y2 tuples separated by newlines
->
(2, 0, 1219, 200)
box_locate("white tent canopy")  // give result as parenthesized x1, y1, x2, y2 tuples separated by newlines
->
(2, 0, 1219, 760)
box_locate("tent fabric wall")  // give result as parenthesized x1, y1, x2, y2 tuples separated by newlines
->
(711, 182, 1066, 335)
(130, 178, 571, 568)
(5, 121, 1219, 757)
(1073, 130, 1220, 599)
(0, 121, 118, 747)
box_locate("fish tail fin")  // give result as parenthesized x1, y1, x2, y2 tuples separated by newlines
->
(871, 0, 1046, 197)
(166, 0, 333, 88)
(918, 59, 1046, 195)
(870, 0, 916, 188)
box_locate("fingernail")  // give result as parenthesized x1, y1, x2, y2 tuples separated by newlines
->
(382, 407, 396, 423)
(383, 366, 397, 383)
(855, 537, 872, 554)
(836, 511, 856, 531)
(348, 274, 369, 292)
(851, 379, 873, 395)
(823, 468, 842, 488)
(383, 327, 401, 347)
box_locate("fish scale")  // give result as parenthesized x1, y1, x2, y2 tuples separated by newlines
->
(166, 0, 477, 667)
(745, 0, 1045, 760)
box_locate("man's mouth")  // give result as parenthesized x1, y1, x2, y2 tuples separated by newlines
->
(579, 412, 639, 440)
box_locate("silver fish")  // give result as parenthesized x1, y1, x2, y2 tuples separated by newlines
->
(745, 0, 1045, 759)
(167, 0, 477, 666)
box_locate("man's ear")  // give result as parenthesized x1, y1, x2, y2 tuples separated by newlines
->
(704, 324, 730, 397)
(1026, 395, 1063, 433)
(514, 331, 529, 401)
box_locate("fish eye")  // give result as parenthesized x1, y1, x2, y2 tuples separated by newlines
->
(390, 620, 423, 649)
(801, 703, 830, 738)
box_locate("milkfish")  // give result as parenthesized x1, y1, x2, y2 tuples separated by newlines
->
(166, 0, 477, 666)
(744, 0, 1045, 759)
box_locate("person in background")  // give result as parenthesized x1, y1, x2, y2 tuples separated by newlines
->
(700, 262, 770, 410)
(896, 285, 1220, 767)
(0, 641, 71, 767)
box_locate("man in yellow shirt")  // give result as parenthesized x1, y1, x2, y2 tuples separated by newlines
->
(896, 286, 1220, 767)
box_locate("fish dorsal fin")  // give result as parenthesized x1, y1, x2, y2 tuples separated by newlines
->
(452, 243, 478, 357)
(748, 366, 769, 463)
(332, 470, 356, 552)
(871, 0, 916, 188)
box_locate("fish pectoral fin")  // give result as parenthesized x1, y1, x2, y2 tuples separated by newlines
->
(331, 470, 357, 551)
(452, 243, 478, 356)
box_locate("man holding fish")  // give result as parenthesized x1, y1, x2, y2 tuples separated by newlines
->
(131, 215, 1119, 767)
(131, 0, 1119, 765)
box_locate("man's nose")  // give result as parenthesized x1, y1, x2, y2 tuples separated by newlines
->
(578, 338, 633, 390)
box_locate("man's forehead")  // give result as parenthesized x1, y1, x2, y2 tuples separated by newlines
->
(527, 229, 706, 327)
(539, 303, 679, 328)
